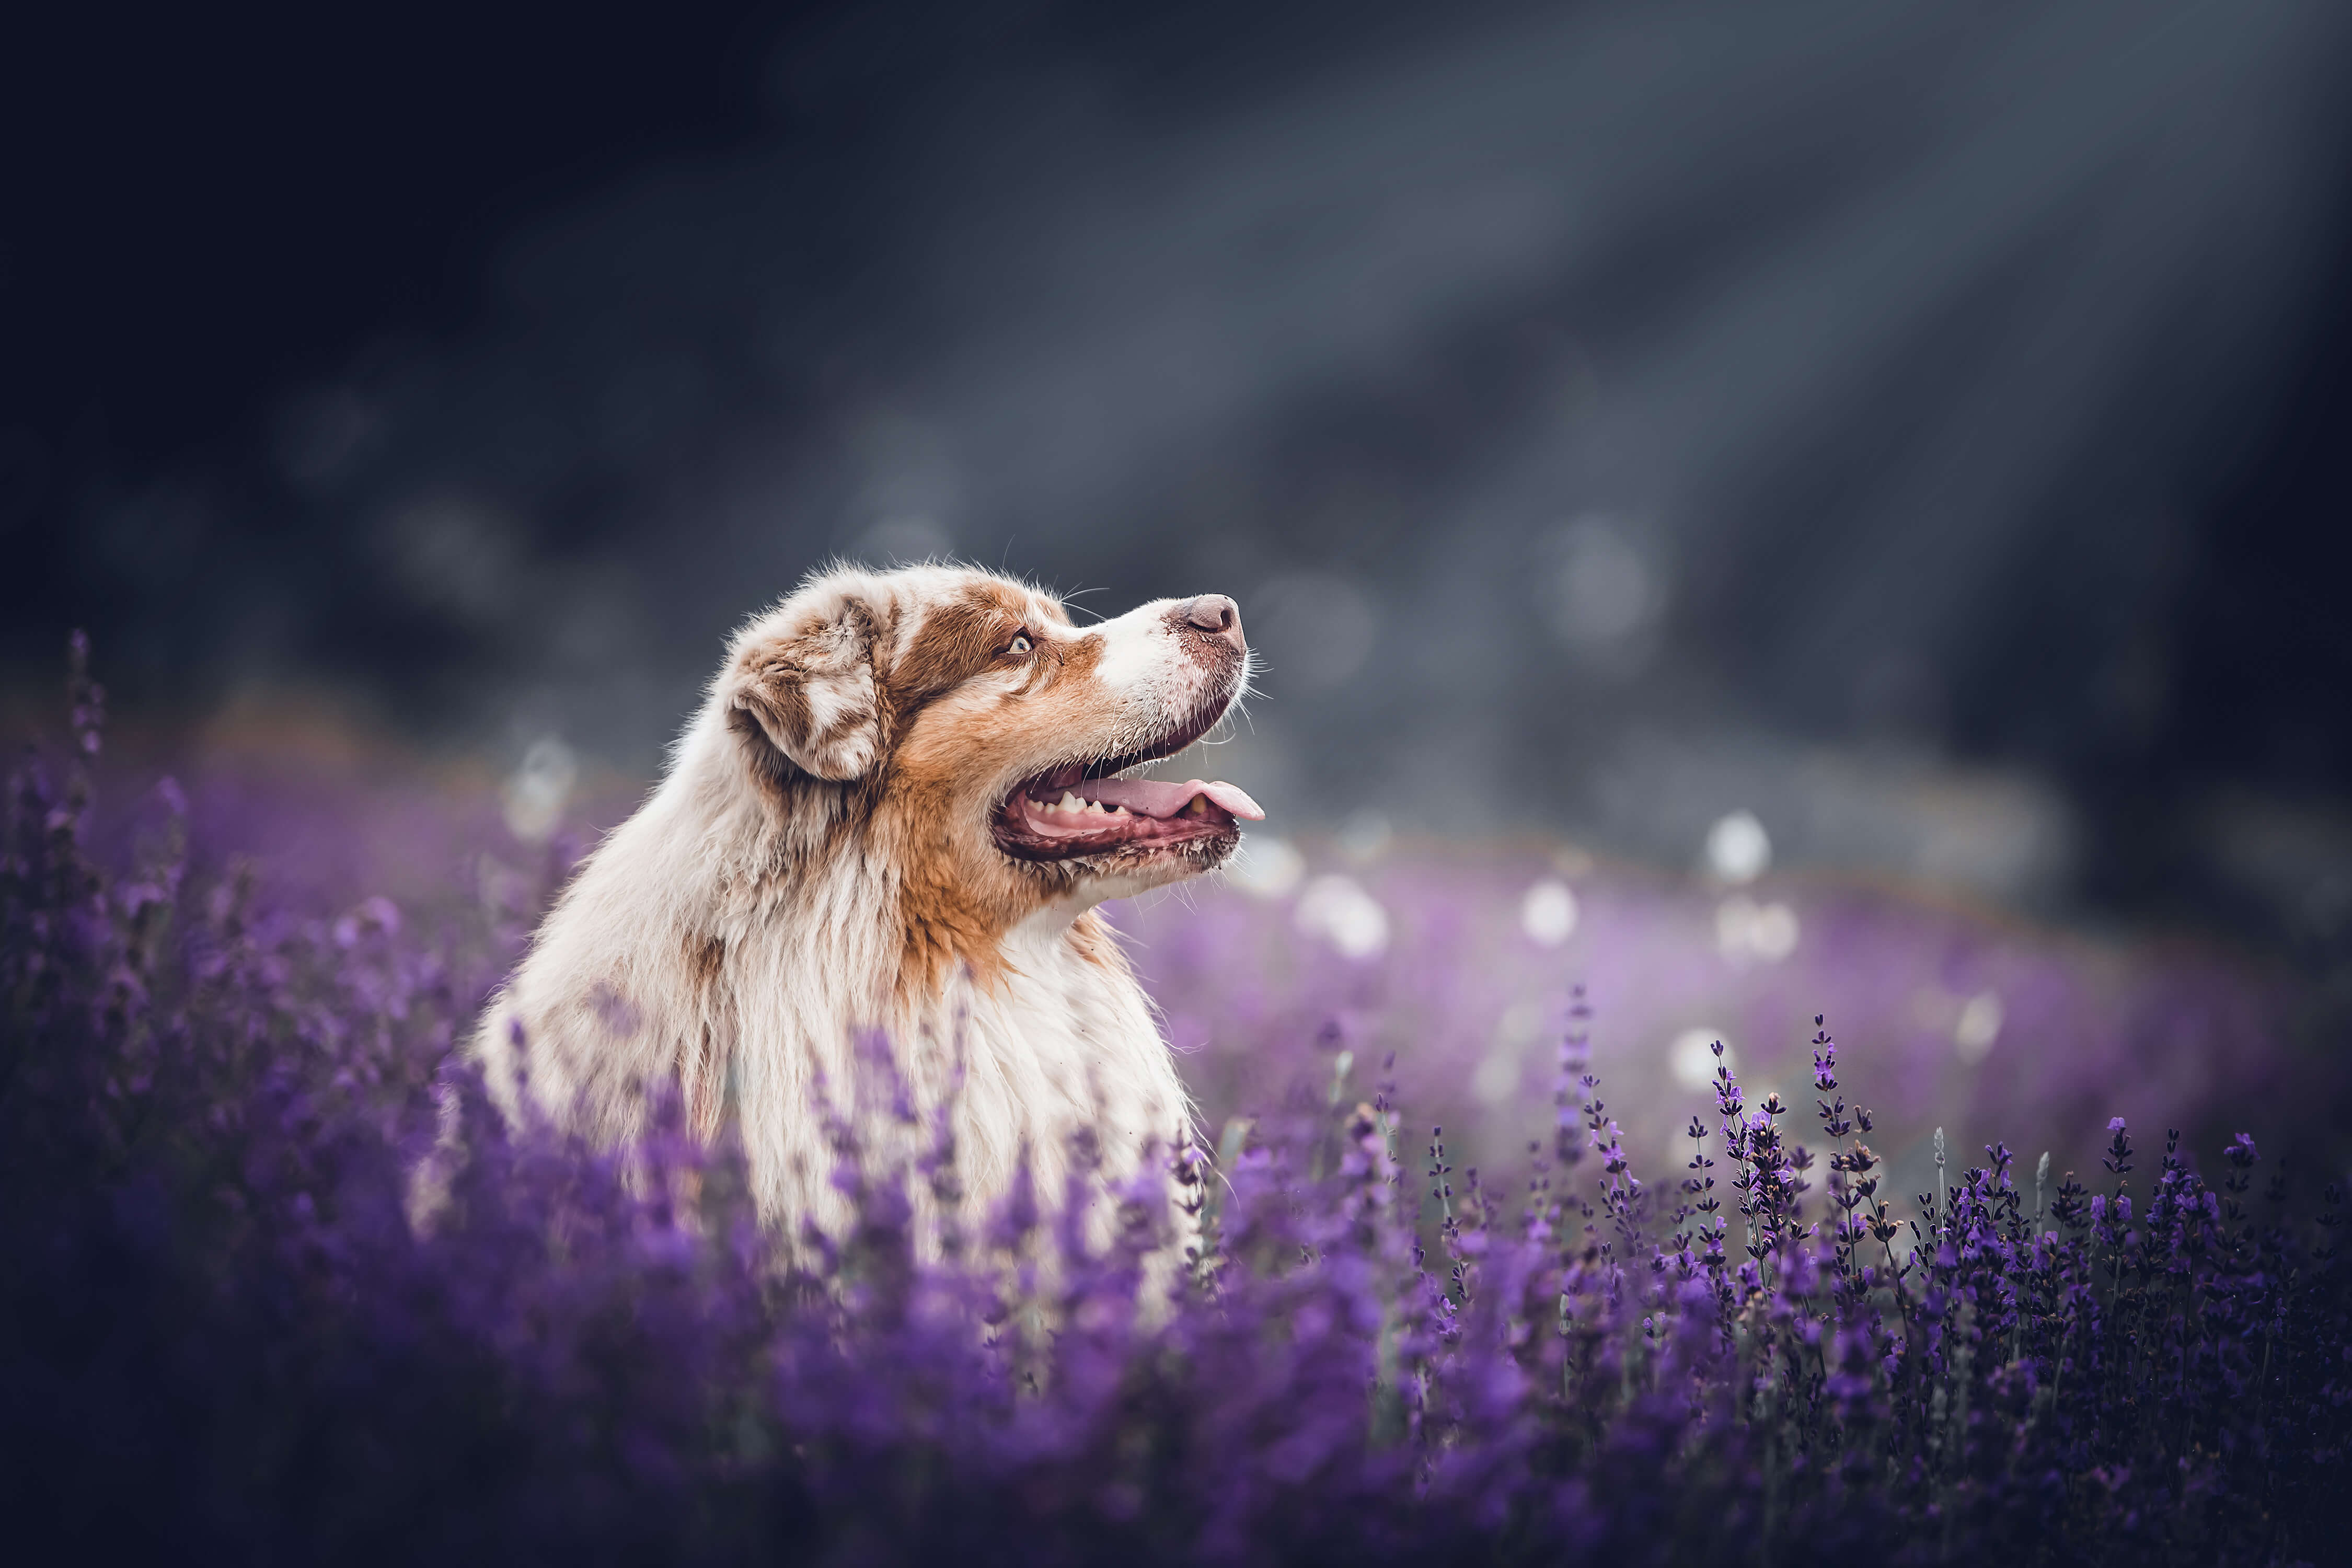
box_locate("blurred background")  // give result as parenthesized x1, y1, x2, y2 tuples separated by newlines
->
(6, 1, 2351, 1157)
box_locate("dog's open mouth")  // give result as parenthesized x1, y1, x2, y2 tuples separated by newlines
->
(992, 713, 1263, 863)
(994, 765, 1262, 861)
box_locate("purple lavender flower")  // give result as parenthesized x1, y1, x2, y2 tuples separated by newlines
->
(3, 643, 2347, 1565)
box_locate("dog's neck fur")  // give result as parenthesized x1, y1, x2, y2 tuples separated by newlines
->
(476, 697, 1192, 1245)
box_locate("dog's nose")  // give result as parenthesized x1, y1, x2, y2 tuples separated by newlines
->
(1175, 594, 1246, 651)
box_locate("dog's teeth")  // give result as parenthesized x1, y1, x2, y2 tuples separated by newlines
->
(1057, 791, 1082, 813)
(1108, 804, 1127, 816)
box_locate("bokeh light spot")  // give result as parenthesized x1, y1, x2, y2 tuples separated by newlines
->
(1955, 990, 2004, 1063)
(1705, 810, 1771, 883)
(1520, 879, 1579, 944)
(1669, 1029, 1731, 1090)
(1750, 901, 1799, 961)
(501, 736, 578, 844)
(1296, 874, 1390, 960)
(1540, 515, 1663, 650)
(1713, 894, 1795, 963)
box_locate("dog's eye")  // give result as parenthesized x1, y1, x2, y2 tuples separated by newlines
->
(1007, 633, 1033, 656)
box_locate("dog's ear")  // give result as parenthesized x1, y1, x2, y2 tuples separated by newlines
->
(727, 586, 885, 782)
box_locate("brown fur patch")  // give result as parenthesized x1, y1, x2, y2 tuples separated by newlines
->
(880, 726, 1034, 994)
(728, 706, 795, 801)
(681, 933, 731, 1141)
(726, 593, 886, 782)
(884, 586, 1016, 714)
(1045, 630, 1103, 687)
(688, 932, 726, 988)
(735, 663, 813, 751)
(878, 616, 1139, 997)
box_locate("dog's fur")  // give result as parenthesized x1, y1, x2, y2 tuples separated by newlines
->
(468, 563, 1253, 1244)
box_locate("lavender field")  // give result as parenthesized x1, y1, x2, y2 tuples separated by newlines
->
(6, 651, 2348, 1564)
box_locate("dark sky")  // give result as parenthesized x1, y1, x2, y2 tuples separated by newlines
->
(6, 0, 2351, 957)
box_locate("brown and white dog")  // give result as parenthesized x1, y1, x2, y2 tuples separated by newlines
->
(470, 563, 1258, 1245)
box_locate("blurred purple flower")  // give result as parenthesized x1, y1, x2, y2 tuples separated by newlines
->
(2, 647, 2346, 1563)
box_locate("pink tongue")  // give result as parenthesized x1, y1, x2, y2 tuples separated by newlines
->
(1076, 777, 1265, 821)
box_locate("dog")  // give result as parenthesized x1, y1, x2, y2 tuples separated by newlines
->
(469, 562, 1258, 1250)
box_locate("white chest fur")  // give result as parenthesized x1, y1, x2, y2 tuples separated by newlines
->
(475, 778, 1192, 1249)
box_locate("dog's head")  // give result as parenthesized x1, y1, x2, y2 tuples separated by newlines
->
(718, 563, 1258, 967)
